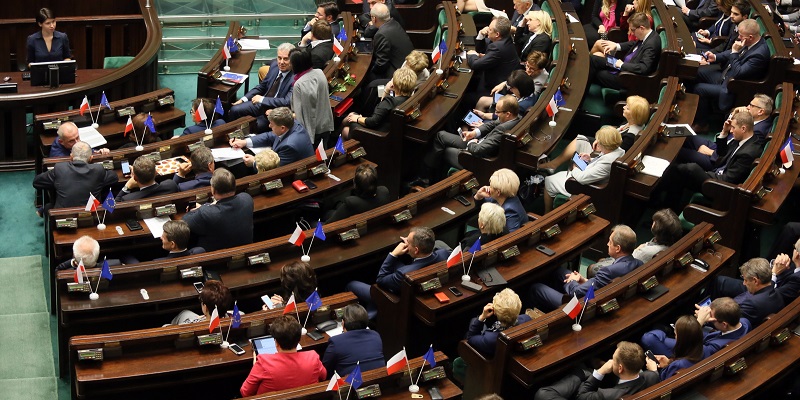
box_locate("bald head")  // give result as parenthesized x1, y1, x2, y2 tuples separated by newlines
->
(57, 122, 80, 150)
(372, 3, 390, 23)
(71, 142, 93, 162)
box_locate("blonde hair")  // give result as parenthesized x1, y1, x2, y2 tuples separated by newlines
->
(626, 95, 650, 126)
(478, 202, 506, 234)
(635, 0, 652, 16)
(391, 68, 417, 96)
(404, 50, 429, 74)
(254, 149, 280, 173)
(489, 168, 520, 198)
(602, 0, 616, 17)
(493, 288, 522, 327)
(596, 125, 622, 152)
(524, 10, 553, 37)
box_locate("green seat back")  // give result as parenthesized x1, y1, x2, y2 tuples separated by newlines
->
(658, 83, 668, 102)
(766, 37, 776, 56)
(652, 7, 662, 28)
(542, 1, 553, 16)
(103, 56, 134, 69)
(438, 9, 447, 26)
(775, 91, 783, 109)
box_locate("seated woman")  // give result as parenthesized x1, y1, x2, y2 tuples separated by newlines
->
(360, 50, 430, 114)
(262, 261, 317, 310)
(27, 8, 71, 66)
(461, 202, 509, 249)
(183, 98, 226, 135)
(119, 113, 161, 149)
(517, 10, 553, 60)
(475, 51, 549, 116)
(465, 288, 531, 357)
(473, 70, 536, 121)
(694, 0, 734, 51)
(341, 67, 416, 139)
(170, 280, 232, 325)
(542, 126, 625, 213)
(474, 168, 528, 233)
(243, 149, 281, 175)
(645, 315, 704, 381)
(619, 0, 653, 42)
(324, 164, 392, 223)
(583, 0, 629, 48)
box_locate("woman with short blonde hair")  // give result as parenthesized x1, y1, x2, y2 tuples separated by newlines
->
(474, 168, 528, 232)
(465, 288, 530, 357)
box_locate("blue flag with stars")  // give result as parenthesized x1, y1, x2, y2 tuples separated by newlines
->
(439, 40, 448, 58)
(100, 92, 111, 110)
(102, 191, 116, 214)
(306, 290, 322, 312)
(144, 113, 156, 133)
(583, 282, 595, 304)
(215, 96, 224, 116)
(314, 221, 326, 241)
(335, 135, 346, 154)
(423, 345, 437, 367)
(226, 36, 238, 52)
(337, 26, 347, 42)
(554, 88, 566, 107)
(345, 364, 363, 389)
(469, 237, 481, 253)
(232, 302, 241, 328)
(100, 259, 113, 281)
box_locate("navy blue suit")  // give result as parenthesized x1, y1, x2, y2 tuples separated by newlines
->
(249, 121, 314, 166)
(27, 30, 71, 64)
(115, 180, 179, 202)
(49, 140, 69, 158)
(711, 275, 785, 327)
(642, 317, 751, 358)
(182, 193, 254, 252)
(150, 247, 205, 262)
(182, 119, 225, 135)
(695, 38, 770, 112)
(530, 255, 644, 312)
(227, 61, 294, 132)
(677, 117, 772, 170)
(321, 329, 384, 377)
(466, 314, 532, 358)
(469, 36, 521, 94)
(776, 269, 800, 303)
(173, 171, 213, 191)
(486, 196, 527, 233)
(660, 358, 697, 381)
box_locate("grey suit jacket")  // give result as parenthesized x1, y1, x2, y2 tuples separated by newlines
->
(569, 147, 625, 186)
(33, 160, 118, 209)
(292, 68, 334, 141)
(467, 117, 521, 158)
(182, 193, 254, 252)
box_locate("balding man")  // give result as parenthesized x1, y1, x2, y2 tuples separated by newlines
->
(34, 141, 117, 210)
(468, 16, 521, 95)
(229, 107, 314, 166)
(366, 3, 413, 82)
(360, 0, 405, 39)
(56, 235, 109, 270)
(115, 156, 179, 201)
(49, 122, 109, 158)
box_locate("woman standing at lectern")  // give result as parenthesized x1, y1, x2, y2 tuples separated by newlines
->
(27, 8, 72, 66)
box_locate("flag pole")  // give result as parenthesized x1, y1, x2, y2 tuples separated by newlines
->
(465, 236, 481, 277)
(576, 283, 593, 326)
(344, 361, 359, 400)
(403, 346, 414, 377)
(225, 301, 236, 344)
(413, 354, 429, 386)
(91, 256, 106, 295)
(306, 219, 321, 256)
(335, 370, 344, 400)
(302, 288, 317, 331)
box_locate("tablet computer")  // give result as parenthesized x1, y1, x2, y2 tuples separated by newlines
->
(572, 153, 588, 171)
(463, 111, 482, 125)
(250, 335, 278, 355)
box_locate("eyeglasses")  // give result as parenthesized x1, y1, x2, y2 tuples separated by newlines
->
(747, 103, 762, 109)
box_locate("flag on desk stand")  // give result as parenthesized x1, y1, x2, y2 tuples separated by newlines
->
(386, 348, 409, 375)
(289, 225, 306, 247)
(432, 39, 447, 65)
(575, 283, 595, 326)
(345, 362, 363, 389)
(232, 302, 241, 328)
(335, 135, 346, 154)
(283, 293, 297, 315)
(99, 259, 113, 281)
(214, 96, 225, 116)
(79, 96, 90, 116)
(554, 88, 566, 107)
(227, 36, 239, 53)
(209, 305, 220, 333)
(546, 95, 559, 117)
(222, 39, 232, 60)
(327, 371, 345, 391)
(85, 193, 100, 212)
(316, 140, 328, 162)
(124, 116, 134, 137)
(447, 244, 462, 269)
(780, 137, 795, 167)
(333, 28, 347, 56)
(562, 293, 582, 319)
(413, 344, 437, 386)
(100, 92, 111, 110)
(74, 259, 86, 284)
(314, 221, 326, 241)
(144, 113, 156, 133)
(102, 191, 116, 214)
(196, 103, 208, 122)
(302, 289, 322, 332)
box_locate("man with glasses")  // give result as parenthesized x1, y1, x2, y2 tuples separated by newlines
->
(468, 16, 520, 96)
(676, 93, 773, 169)
(587, 13, 660, 90)
(708, 258, 784, 327)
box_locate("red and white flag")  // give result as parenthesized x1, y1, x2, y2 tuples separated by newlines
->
(85, 193, 100, 212)
(780, 137, 794, 165)
(208, 305, 220, 333)
(196, 103, 208, 121)
(333, 37, 344, 56)
(74, 259, 86, 283)
(546, 95, 559, 117)
(562, 294, 582, 319)
(315, 140, 327, 161)
(283, 293, 297, 315)
(431, 42, 442, 64)
(288, 225, 306, 247)
(124, 116, 134, 137)
(222, 40, 232, 60)
(326, 371, 344, 391)
(386, 348, 408, 375)
(446, 244, 462, 269)
(79, 96, 90, 116)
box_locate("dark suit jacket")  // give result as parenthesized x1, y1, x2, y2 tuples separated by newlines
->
(617, 30, 661, 75)
(566, 255, 644, 297)
(577, 370, 660, 400)
(362, 3, 405, 38)
(712, 26, 738, 53)
(469, 36, 521, 92)
(715, 37, 770, 89)
(33, 161, 118, 209)
(363, 95, 409, 131)
(301, 20, 341, 39)
(467, 117, 521, 158)
(371, 19, 414, 80)
(510, 4, 541, 42)
(776, 269, 800, 303)
(27, 30, 71, 64)
(376, 249, 450, 293)
(517, 32, 552, 59)
(243, 60, 294, 109)
(250, 122, 315, 166)
(154, 247, 206, 261)
(734, 285, 785, 327)
(49, 140, 70, 158)
(686, 0, 720, 24)
(182, 193, 254, 252)
(702, 317, 751, 358)
(321, 329, 384, 377)
(485, 195, 528, 233)
(115, 179, 179, 202)
(173, 171, 213, 191)
(466, 314, 532, 357)
(705, 135, 762, 184)
(460, 228, 508, 250)
(308, 40, 334, 70)
(182, 119, 225, 135)
(325, 186, 392, 223)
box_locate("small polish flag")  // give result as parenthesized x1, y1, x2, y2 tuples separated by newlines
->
(333, 37, 344, 56)
(446, 244, 462, 269)
(79, 96, 90, 116)
(386, 348, 408, 375)
(208, 306, 220, 333)
(562, 294, 582, 319)
(124, 116, 134, 137)
(85, 193, 100, 212)
(222, 40, 232, 60)
(326, 371, 345, 391)
(74, 259, 86, 283)
(780, 137, 794, 166)
(288, 225, 306, 247)
(546, 95, 559, 117)
(283, 293, 297, 315)
(316, 140, 327, 161)
(196, 103, 207, 121)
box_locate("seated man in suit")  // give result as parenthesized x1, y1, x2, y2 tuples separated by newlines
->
(299, 20, 334, 70)
(227, 43, 295, 133)
(588, 13, 660, 90)
(693, 19, 769, 125)
(48, 122, 110, 158)
(468, 16, 521, 97)
(324, 164, 392, 223)
(510, 0, 540, 39)
(34, 141, 118, 211)
(173, 147, 214, 191)
(366, 3, 413, 82)
(660, 109, 763, 212)
(642, 297, 750, 358)
(183, 98, 225, 135)
(115, 156, 179, 201)
(183, 168, 254, 252)
(346, 226, 450, 318)
(55, 235, 119, 271)
(709, 258, 785, 327)
(300, 1, 340, 39)
(418, 95, 521, 184)
(772, 238, 800, 303)
(677, 94, 772, 170)
(530, 225, 643, 312)
(156, 220, 205, 260)
(321, 304, 385, 377)
(360, 0, 405, 39)
(229, 107, 314, 166)
(681, 0, 721, 31)
(534, 341, 659, 400)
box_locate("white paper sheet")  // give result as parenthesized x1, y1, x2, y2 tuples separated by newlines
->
(567, 13, 580, 23)
(78, 126, 108, 148)
(684, 54, 705, 62)
(211, 147, 246, 161)
(143, 216, 171, 239)
(237, 39, 271, 50)
(639, 155, 671, 178)
(325, 321, 345, 337)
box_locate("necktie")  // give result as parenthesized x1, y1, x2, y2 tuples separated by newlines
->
(266, 73, 284, 98)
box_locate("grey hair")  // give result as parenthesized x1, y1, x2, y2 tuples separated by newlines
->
(73, 235, 100, 268)
(71, 142, 92, 162)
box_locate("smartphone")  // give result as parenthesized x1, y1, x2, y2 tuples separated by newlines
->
(121, 160, 131, 177)
(428, 387, 443, 400)
(457, 127, 464, 139)
(193, 282, 204, 293)
(572, 153, 588, 171)
(229, 343, 245, 356)
(261, 294, 275, 309)
(456, 67, 471, 73)
(303, 180, 318, 190)
(125, 219, 143, 231)
(186, 201, 197, 212)
(307, 330, 324, 340)
(698, 296, 712, 307)
(463, 111, 482, 125)
(536, 244, 555, 256)
(449, 286, 463, 297)
(645, 350, 658, 364)
(454, 195, 471, 206)
(330, 94, 344, 102)
(443, 92, 458, 99)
